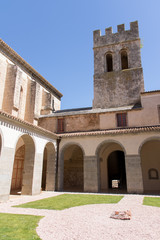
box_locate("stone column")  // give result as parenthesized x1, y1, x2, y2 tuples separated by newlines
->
(31, 152, 44, 195)
(57, 154, 64, 191)
(46, 152, 56, 191)
(125, 155, 143, 193)
(0, 146, 15, 201)
(21, 141, 42, 196)
(84, 156, 99, 192)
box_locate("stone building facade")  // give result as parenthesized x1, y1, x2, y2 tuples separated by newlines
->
(0, 21, 160, 201)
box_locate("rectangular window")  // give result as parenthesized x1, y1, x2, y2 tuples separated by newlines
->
(57, 118, 64, 133)
(116, 113, 127, 127)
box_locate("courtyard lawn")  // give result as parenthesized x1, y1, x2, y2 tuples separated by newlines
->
(0, 213, 42, 240)
(143, 197, 160, 207)
(14, 194, 123, 210)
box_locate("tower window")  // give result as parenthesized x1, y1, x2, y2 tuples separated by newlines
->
(106, 53, 113, 72)
(57, 118, 65, 133)
(116, 113, 127, 127)
(121, 50, 128, 70)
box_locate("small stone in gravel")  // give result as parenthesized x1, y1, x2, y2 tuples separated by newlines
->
(110, 210, 131, 220)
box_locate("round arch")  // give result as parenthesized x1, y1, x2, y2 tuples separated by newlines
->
(59, 142, 84, 192)
(105, 51, 113, 72)
(10, 134, 35, 195)
(139, 137, 160, 193)
(13, 133, 36, 156)
(41, 141, 56, 191)
(60, 142, 85, 158)
(96, 140, 127, 193)
(120, 48, 129, 70)
(138, 136, 160, 155)
(95, 139, 126, 157)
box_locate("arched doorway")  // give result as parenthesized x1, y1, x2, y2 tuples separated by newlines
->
(63, 144, 84, 192)
(10, 134, 35, 195)
(108, 151, 126, 189)
(41, 142, 56, 191)
(98, 141, 127, 193)
(140, 139, 160, 193)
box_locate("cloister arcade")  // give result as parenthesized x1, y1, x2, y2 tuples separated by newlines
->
(0, 120, 57, 201)
(0, 119, 160, 202)
(58, 134, 160, 194)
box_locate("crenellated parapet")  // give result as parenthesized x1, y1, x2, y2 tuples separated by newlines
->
(93, 21, 144, 109)
(93, 21, 139, 48)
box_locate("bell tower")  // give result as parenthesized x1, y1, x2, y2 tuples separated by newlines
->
(93, 21, 144, 109)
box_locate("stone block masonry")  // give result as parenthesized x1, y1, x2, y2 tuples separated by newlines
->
(93, 21, 144, 109)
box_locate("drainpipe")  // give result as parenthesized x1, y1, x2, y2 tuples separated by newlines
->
(55, 137, 61, 191)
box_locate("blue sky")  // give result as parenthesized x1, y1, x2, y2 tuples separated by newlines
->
(0, 0, 159, 109)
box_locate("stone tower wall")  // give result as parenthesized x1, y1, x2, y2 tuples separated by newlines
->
(93, 21, 144, 109)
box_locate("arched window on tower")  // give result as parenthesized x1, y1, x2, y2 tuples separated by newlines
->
(121, 50, 128, 70)
(106, 53, 113, 72)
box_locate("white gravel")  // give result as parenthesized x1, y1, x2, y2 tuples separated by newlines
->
(0, 192, 160, 240)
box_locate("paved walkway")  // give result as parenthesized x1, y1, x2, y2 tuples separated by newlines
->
(0, 192, 160, 240)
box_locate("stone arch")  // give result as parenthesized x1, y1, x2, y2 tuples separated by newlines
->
(59, 142, 84, 192)
(120, 49, 128, 70)
(41, 142, 56, 191)
(10, 134, 35, 195)
(138, 136, 160, 155)
(139, 137, 160, 193)
(96, 139, 126, 156)
(96, 140, 127, 193)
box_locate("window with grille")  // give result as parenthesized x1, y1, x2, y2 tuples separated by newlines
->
(57, 118, 64, 133)
(116, 113, 127, 127)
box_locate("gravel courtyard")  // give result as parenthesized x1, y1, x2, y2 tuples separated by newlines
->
(0, 192, 160, 240)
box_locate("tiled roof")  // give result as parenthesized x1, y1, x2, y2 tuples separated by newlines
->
(57, 125, 160, 138)
(40, 104, 142, 118)
(141, 90, 160, 95)
(1, 110, 159, 139)
(54, 107, 92, 113)
(0, 110, 57, 138)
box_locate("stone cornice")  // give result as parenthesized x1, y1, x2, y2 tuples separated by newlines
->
(57, 125, 160, 138)
(0, 110, 58, 139)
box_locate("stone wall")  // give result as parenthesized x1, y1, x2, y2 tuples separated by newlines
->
(0, 50, 61, 124)
(39, 92, 160, 133)
(93, 68, 144, 108)
(93, 21, 144, 109)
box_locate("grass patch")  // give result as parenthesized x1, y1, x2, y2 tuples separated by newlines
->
(0, 213, 42, 240)
(14, 194, 123, 210)
(143, 197, 160, 207)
